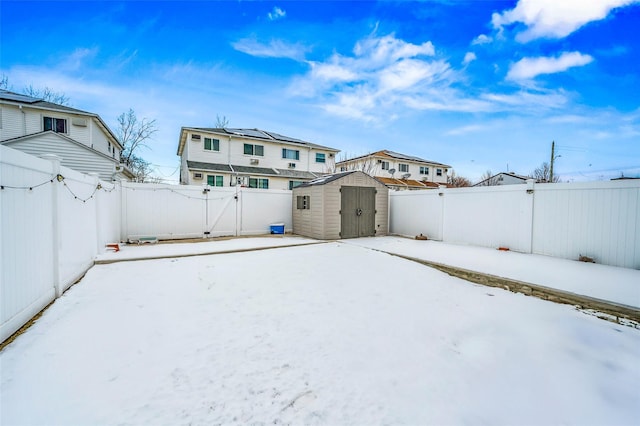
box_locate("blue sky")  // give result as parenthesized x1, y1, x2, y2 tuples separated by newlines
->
(2, 0, 639, 183)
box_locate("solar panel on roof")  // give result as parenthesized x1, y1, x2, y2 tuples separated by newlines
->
(0, 91, 40, 104)
(229, 128, 270, 139)
(264, 131, 304, 144)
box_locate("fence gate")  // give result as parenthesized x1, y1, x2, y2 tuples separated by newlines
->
(340, 186, 376, 238)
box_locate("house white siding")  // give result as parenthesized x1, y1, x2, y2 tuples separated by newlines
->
(179, 128, 339, 189)
(1, 90, 127, 180)
(0, 105, 25, 139)
(336, 151, 451, 188)
(3, 133, 117, 181)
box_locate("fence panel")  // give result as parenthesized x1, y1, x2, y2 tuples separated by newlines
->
(0, 146, 56, 342)
(95, 180, 121, 250)
(239, 188, 292, 235)
(442, 184, 534, 253)
(57, 168, 100, 291)
(121, 182, 208, 240)
(389, 190, 443, 239)
(532, 181, 639, 269)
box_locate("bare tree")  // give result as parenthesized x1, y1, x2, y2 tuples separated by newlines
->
(116, 109, 157, 182)
(337, 153, 379, 175)
(23, 84, 70, 106)
(530, 162, 560, 183)
(215, 114, 229, 128)
(0, 75, 70, 105)
(447, 169, 471, 187)
(476, 170, 498, 186)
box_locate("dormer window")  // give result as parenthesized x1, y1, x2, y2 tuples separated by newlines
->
(43, 117, 67, 134)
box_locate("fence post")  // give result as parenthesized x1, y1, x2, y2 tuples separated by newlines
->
(88, 173, 101, 254)
(439, 185, 446, 242)
(526, 179, 535, 254)
(40, 154, 63, 297)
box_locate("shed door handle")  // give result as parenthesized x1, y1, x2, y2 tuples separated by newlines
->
(356, 208, 362, 216)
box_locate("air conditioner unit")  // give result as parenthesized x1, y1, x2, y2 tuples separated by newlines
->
(71, 117, 87, 127)
(288, 163, 296, 169)
(250, 158, 259, 165)
(231, 176, 248, 186)
(193, 172, 203, 180)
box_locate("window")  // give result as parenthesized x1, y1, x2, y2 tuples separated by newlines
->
(43, 117, 67, 133)
(191, 134, 201, 141)
(381, 161, 389, 170)
(289, 180, 304, 190)
(282, 148, 300, 160)
(399, 163, 409, 173)
(340, 166, 347, 172)
(436, 168, 443, 176)
(207, 175, 224, 187)
(244, 143, 264, 156)
(315, 153, 326, 163)
(420, 166, 429, 175)
(297, 195, 310, 209)
(204, 137, 220, 151)
(249, 178, 269, 189)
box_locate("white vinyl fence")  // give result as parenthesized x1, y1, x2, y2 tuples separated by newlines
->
(120, 183, 292, 240)
(3, 142, 639, 344)
(1, 146, 120, 343)
(1, 145, 293, 343)
(390, 179, 640, 269)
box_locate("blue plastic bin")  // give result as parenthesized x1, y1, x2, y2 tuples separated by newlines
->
(270, 223, 285, 234)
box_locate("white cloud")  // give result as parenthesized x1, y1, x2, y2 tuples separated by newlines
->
(471, 34, 492, 45)
(446, 124, 487, 136)
(267, 6, 286, 21)
(289, 33, 449, 120)
(232, 37, 308, 61)
(462, 52, 477, 65)
(61, 47, 99, 71)
(492, 0, 640, 42)
(353, 33, 435, 65)
(506, 51, 594, 80)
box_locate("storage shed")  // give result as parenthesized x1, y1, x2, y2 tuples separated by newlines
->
(292, 171, 389, 239)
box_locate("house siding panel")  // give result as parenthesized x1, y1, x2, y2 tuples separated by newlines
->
(3, 134, 116, 181)
(0, 105, 25, 140)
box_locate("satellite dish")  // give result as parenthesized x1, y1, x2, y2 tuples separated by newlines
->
(401, 173, 411, 180)
(388, 168, 396, 177)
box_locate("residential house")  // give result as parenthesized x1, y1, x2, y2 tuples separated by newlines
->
(0, 90, 132, 181)
(177, 127, 339, 190)
(335, 150, 451, 190)
(473, 172, 530, 186)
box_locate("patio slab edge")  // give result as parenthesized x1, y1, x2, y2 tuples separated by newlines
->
(365, 248, 640, 326)
(94, 241, 328, 265)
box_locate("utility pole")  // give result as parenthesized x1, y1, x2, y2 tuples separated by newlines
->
(549, 140, 555, 183)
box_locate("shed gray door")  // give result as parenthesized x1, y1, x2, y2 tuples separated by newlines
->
(340, 186, 376, 238)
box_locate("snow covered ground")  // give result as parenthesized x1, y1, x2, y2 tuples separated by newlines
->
(2, 240, 639, 425)
(346, 236, 640, 309)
